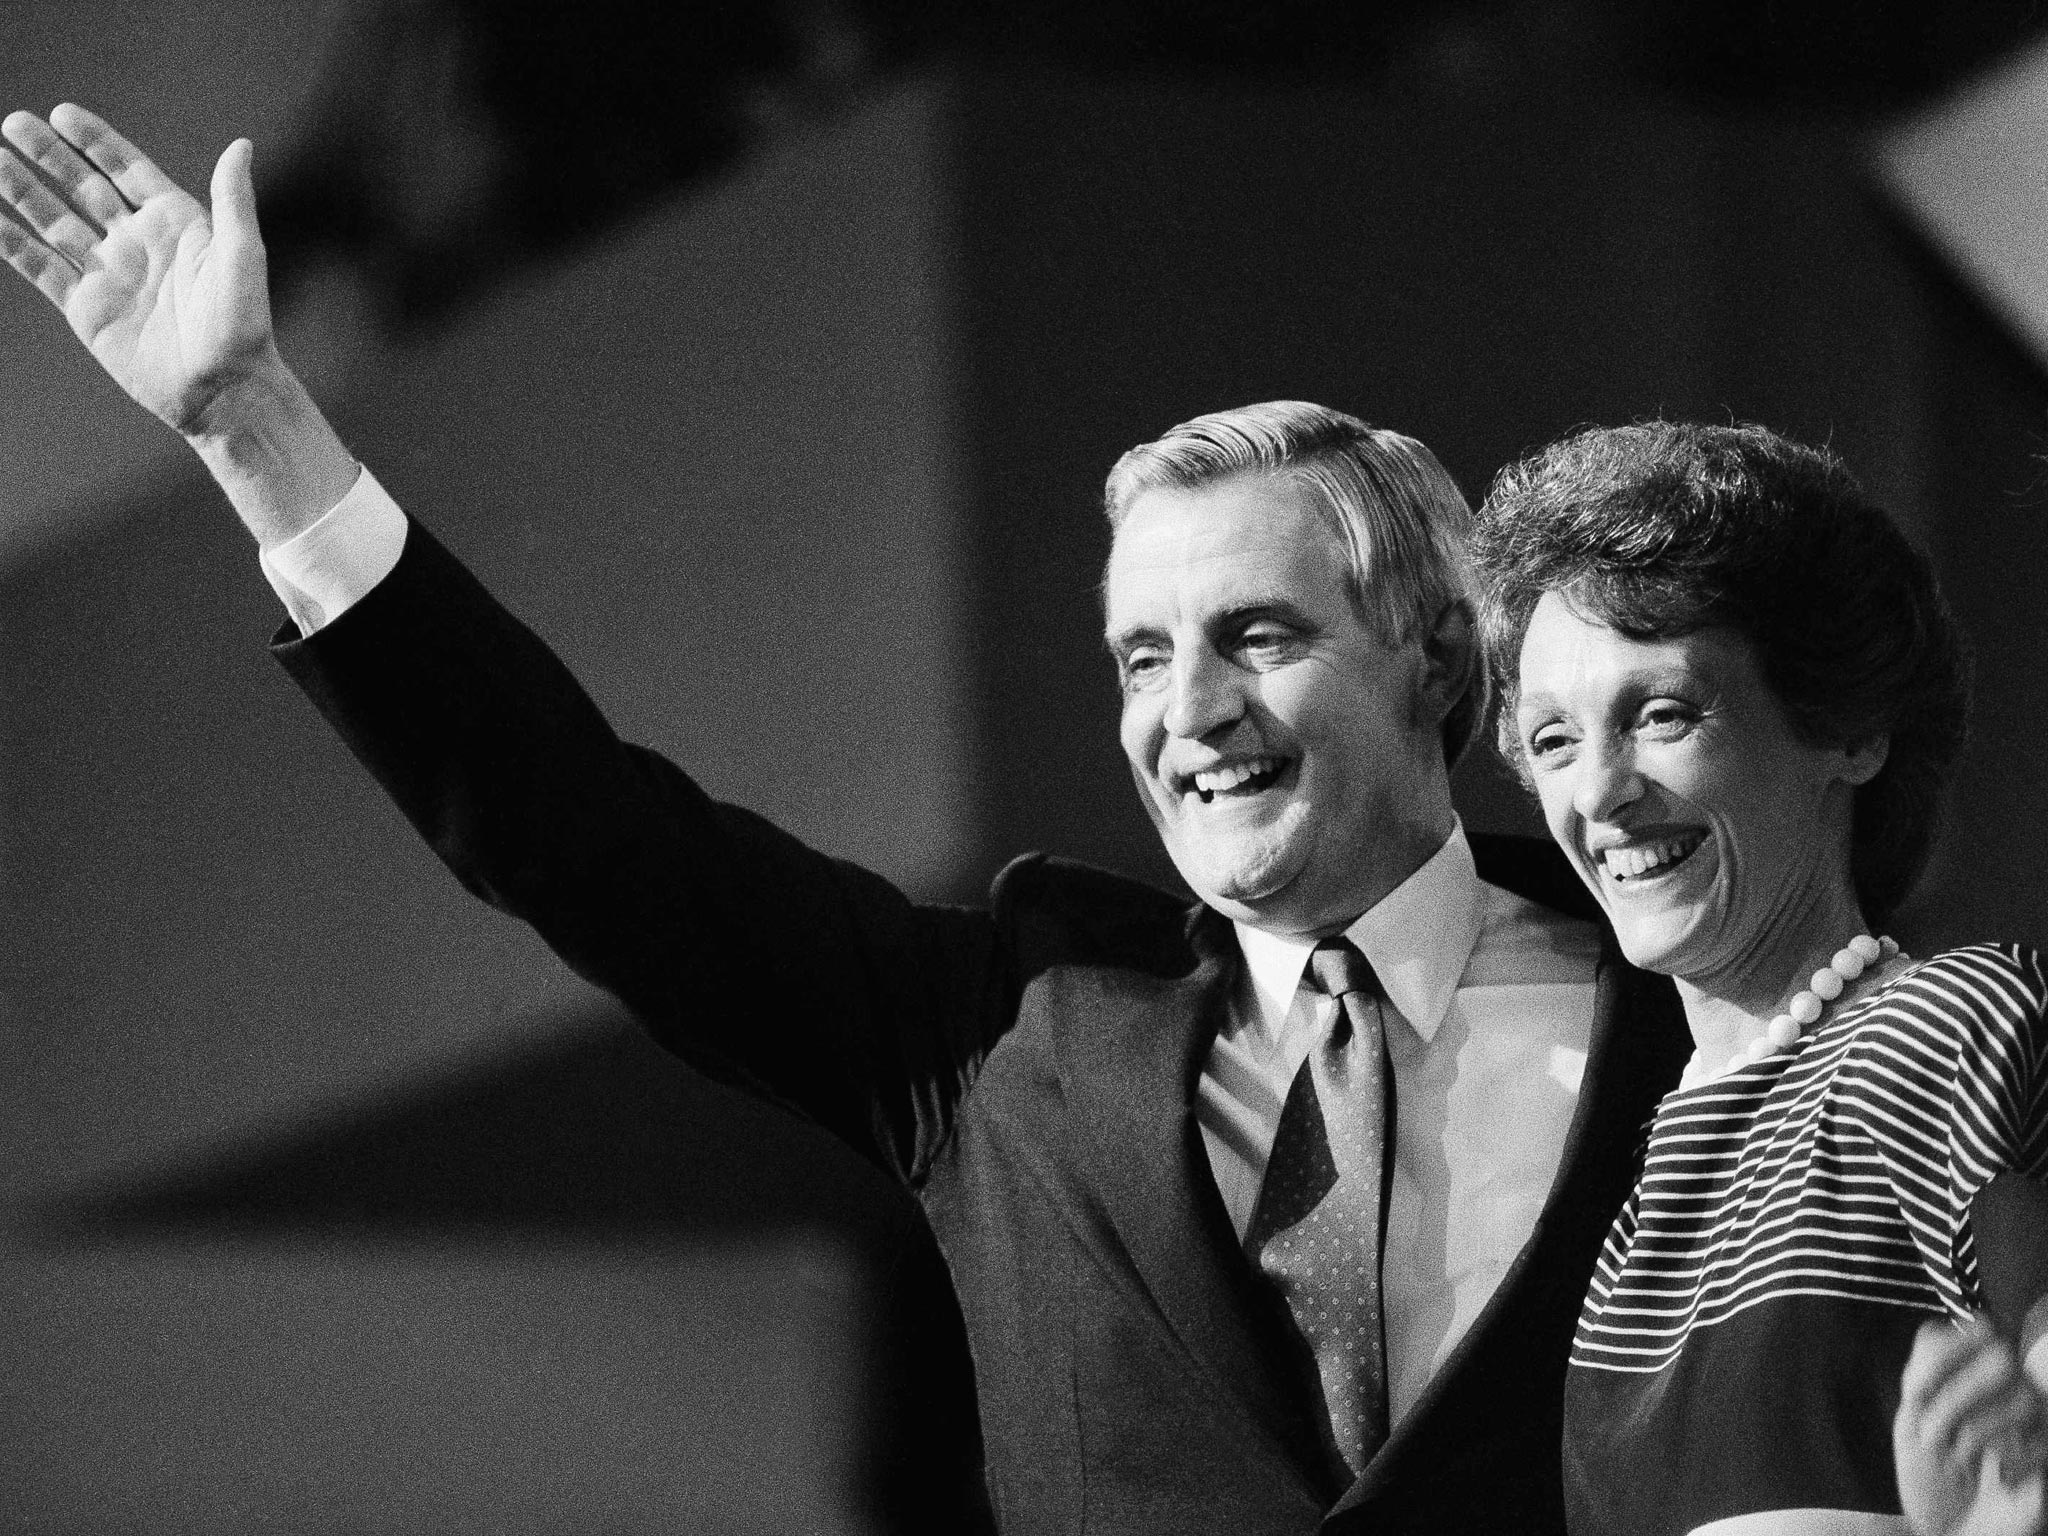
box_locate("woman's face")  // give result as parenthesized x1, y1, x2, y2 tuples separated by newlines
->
(1513, 591, 1882, 988)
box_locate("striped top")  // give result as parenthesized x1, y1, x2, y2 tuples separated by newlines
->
(1564, 944, 2048, 1536)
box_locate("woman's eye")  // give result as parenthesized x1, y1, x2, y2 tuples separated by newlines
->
(1525, 725, 1575, 760)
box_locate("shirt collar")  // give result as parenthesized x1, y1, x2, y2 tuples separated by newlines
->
(1233, 821, 1484, 1045)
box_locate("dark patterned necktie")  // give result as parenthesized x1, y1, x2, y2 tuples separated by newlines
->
(1244, 936, 1392, 1480)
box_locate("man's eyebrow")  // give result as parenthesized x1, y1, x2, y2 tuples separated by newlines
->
(1103, 623, 1160, 658)
(1216, 597, 1319, 634)
(1104, 599, 1317, 654)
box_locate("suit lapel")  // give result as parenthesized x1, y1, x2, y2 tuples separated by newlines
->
(1542, 934, 1690, 1221)
(1054, 901, 1332, 1481)
(1328, 848, 1689, 1518)
(1373, 933, 1678, 1423)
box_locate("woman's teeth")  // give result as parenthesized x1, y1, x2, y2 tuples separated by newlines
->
(1602, 834, 1704, 880)
(1192, 756, 1283, 802)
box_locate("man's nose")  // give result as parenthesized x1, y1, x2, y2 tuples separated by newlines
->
(1162, 649, 1245, 740)
(1573, 738, 1644, 824)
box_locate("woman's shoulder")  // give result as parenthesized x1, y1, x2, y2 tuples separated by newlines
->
(1830, 945, 2048, 1174)
(1889, 942, 2048, 1005)
(1847, 942, 2048, 1057)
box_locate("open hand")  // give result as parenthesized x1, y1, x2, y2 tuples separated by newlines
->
(1896, 1316, 2048, 1536)
(0, 104, 276, 435)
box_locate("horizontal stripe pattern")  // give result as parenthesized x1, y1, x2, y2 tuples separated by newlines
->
(1575, 945, 2048, 1373)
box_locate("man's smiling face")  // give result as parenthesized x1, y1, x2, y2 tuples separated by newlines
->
(1104, 472, 1455, 938)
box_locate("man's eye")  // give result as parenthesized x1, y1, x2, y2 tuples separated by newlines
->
(1637, 701, 1697, 738)
(1119, 650, 1167, 688)
(1237, 629, 1296, 663)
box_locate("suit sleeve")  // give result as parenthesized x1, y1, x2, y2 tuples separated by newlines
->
(271, 519, 1017, 1188)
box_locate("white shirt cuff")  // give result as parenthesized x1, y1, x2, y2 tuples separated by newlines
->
(258, 464, 409, 635)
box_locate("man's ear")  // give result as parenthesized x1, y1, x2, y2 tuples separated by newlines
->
(1417, 599, 1478, 725)
(1841, 733, 1890, 788)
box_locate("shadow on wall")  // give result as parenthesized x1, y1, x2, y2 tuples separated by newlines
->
(39, 1000, 915, 1240)
(1, 81, 975, 1534)
(12, 998, 988, 1534)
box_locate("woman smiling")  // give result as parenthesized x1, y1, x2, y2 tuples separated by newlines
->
(1471, 422, 2048, 1536)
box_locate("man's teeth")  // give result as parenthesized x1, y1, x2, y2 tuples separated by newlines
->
(1192, 757, 1281, 799)
(1601, 835, 1704, 880)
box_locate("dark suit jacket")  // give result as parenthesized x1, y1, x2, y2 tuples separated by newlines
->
(276, 523, 1691, 1535)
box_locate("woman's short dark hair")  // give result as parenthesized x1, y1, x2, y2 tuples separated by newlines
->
(1470, 420, 1971, 925)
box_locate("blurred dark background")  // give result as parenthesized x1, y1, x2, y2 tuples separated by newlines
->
(6, 0, 2048, 1529)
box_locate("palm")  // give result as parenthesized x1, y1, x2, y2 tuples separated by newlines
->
(0, 105, 274, 434)
(68, 188, 271, 429)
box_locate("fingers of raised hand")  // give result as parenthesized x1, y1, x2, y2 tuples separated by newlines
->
(2, 110, 128, 229)
(0, 146, 102, 269)
(0, 207, 80, 308)
(45, 104, 178, 209)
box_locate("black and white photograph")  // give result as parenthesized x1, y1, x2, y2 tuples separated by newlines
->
(4, 2, 2048, 1532)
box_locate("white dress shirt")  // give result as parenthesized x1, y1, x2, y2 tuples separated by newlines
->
(260, 464, 408, 631)
(266, 467, 1605, 1434)
(1200, 828, 1600, 1428)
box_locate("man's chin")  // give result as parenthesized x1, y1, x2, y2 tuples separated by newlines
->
(1178, 844, 1306, 923)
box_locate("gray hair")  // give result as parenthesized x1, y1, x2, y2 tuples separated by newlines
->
(1104, 400, 1486, 764)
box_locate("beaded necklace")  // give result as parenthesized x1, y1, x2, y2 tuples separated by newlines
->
(1694, 933, 1903, 1084)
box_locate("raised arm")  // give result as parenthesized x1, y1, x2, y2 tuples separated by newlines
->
(2, 105, 1017, 1187)
(0, 105, 353, 543)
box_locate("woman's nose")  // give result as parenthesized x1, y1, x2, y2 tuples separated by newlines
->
(1573, 739, 1645, 824)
